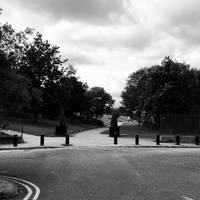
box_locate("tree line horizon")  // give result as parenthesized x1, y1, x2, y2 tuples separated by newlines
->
(1, 18, 200, 125)
(121, 56, 200, 126)
(0, 22, 114, 123)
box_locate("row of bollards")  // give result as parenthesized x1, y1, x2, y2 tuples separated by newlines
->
(10, 133, 200, 147)
(113, 134, 200, 146)
(12, 134, 70, 147)
(40, 135, 70, 146)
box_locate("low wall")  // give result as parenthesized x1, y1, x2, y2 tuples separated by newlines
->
(160, 135, 196, 143)
(0, 135, 23, 144)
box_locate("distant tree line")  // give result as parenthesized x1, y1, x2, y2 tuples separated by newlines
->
(0, 23, 114, 122)
(121, 57, 200, 125)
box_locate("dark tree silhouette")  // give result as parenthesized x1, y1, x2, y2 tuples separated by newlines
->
(0, 22, 115, 125)
(121, 57, 200, 125)
(18, 33, 67, 122)
(0, 50, 30, 112)
(86, 87, 114, 119)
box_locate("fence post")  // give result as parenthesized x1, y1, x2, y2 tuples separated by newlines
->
(13, 135, 18, 147)
(156, 135, 160, 145)
(176, 135, 180, 145)
(195, 136, 199, 145)
(65, 134, 69, 145)
(135, 135, 139, 145)
(40, 135, 44, 146)
(114, 133, 118, 145)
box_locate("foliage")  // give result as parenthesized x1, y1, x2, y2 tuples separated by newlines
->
(86, 87, 114, 119)
(19, 33, 66, 87)
(0, 23, 33, 68)
(0, 23, 32, 113)
(18, 33, 67, 122)
(0, 22, 114, 123)
(62, 76, 88, 117)
(0, 50, 30, 112)
(121, 57, 200, 123)
(0, 121, 9, 132)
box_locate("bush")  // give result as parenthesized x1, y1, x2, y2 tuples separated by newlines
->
(0, 133, 24, 144)
(94, 119, 104, 127)
(110, 110, 119, 127)
(0, 121, 9, 131)
(79, 117, 104, 126)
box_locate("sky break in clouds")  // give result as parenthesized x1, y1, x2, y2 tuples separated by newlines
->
(1, 0, 200, 106)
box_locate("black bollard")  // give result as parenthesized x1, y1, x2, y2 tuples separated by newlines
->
(176, 136, 180, 145)
(156, 135, 160, 145)
(40, 135, 44, 146)
(135, 135, 139, 145)
(65, 134, 69, 145)
(195, 136, 199, 145)
(114, 133, 118, 145)
(13, 135, 18, 147)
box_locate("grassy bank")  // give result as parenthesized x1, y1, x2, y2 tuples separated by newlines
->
(101, 122, 199, 138)
(1, 117, 101, 137)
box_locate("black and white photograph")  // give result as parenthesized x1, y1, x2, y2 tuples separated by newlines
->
(0, 0, 200, 199)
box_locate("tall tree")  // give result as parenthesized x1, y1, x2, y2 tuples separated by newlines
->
(121, 57, 200, 122)
(87, 87, 114, 119)
(0, 23, 33, 69)
(18, 33, 67, 122)
(42, 65, 80, 118)
(0, 23, 31, 113)
(0, 50, 30, 113)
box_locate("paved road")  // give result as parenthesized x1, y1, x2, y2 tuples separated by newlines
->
(0, 148, 200, 200)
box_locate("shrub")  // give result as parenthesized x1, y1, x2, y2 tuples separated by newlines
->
(110, 111, 119, 127)
(0, 121, 9, 132)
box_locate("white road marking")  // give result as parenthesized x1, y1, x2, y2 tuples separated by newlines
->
(10, 176, 41, 200)
(11, 179, 32, 200)
(182, 196, 195, 200)
(0, 175, 40, 200)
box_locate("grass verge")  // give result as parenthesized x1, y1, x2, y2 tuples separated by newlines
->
(1, 117, 101, 137)
(101, 122, 200, 139)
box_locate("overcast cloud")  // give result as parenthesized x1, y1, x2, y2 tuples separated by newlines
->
(1, 0, 200, 106)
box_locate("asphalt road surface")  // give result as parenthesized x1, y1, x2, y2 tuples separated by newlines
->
(0, 147, 200, 200)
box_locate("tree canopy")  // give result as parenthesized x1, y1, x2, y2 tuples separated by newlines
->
(121, 57, 200, 120)
(0, 22, 114, 122)
(86, 87, 114, 119)
(0, 50, 30, 112)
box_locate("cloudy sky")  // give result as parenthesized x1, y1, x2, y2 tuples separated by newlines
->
(1, 0, 200, 106)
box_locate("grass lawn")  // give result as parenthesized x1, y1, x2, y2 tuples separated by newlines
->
(101, 123, 159, 139)
(1, 117, 101, 137)
(101, 121, 199, 138)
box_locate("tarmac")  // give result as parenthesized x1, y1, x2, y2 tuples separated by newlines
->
(0, 124, 199, 198)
